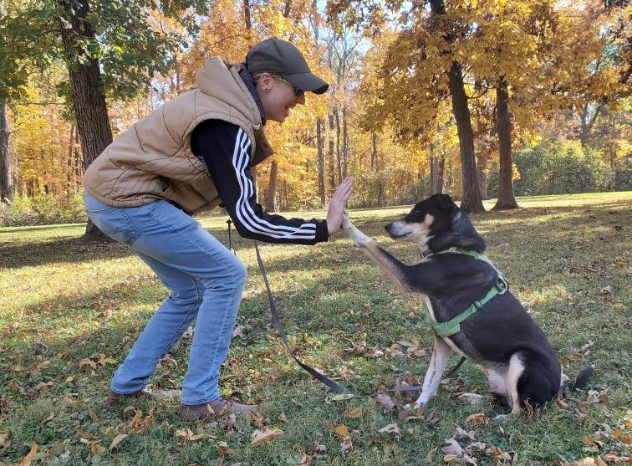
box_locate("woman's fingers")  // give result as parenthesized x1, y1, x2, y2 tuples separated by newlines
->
(327, 178, 354, 235)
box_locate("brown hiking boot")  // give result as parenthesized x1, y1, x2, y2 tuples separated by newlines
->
(105, 389, 155, 408)
(179, 398, 258, 421)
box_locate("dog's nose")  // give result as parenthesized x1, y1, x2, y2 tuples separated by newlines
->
(385, 223, 393, 233)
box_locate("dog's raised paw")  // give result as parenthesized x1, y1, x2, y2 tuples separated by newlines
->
(342, 210, 352, 231)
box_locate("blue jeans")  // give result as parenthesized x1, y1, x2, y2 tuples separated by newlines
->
(84, 193, 247, 405)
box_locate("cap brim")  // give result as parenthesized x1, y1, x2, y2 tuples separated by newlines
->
(283, 72, 329, 95)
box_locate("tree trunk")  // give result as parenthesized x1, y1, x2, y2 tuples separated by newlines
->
(448, 61, 484, 213)
(0, 101, 14, 204)
(317, 118, 325, 207)
(328, 114, 336, 192)
(371, 132, 377, 170)
(493, 79, 519, 210)
(438, 152, 445, 194)
(579, 102, 604, 148)
(55, 0, 113, 238)
(342, 105, 348, 178)
(265, 160, 278, 212)
(429, 0, 483, 212)
(334, 106, 342, 183)
(429, 144, 441, 196)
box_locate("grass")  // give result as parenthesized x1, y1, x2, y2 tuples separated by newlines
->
(0, 192, 630, 466)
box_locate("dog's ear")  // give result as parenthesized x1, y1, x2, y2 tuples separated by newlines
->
(436, 194, 456, 212)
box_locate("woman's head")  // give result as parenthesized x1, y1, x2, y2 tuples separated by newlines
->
(246, 38, 329, 123)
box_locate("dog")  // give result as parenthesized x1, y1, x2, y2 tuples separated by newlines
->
(342, 193, 593, 414)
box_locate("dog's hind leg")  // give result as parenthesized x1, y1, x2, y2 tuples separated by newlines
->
(506, 353, 527, 414)
(413, 335, 452, 409)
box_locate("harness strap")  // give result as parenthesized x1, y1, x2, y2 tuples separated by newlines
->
(424, 248, 508, 338)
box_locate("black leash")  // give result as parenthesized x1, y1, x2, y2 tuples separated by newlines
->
(227, 221, 464, 398)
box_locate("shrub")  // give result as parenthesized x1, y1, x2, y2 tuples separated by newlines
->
(0, 192, 87, 227)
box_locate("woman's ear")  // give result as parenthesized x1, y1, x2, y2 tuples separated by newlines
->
(258, 73, 272, 92)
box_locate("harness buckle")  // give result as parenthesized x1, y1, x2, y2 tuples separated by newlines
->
(496, 277, 508, 293)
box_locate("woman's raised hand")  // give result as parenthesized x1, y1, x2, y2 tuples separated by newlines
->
(326, 177, 354, 236)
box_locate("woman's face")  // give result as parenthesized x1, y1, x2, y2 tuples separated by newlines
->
(256, 73, 306, 123)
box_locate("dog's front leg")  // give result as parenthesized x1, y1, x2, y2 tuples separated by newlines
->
(413, 335, 452, 409)
(342, 212, 413, 292)
(342, 211, 372, 248)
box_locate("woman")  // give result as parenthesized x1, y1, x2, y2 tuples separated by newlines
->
(83, 38, 353, 421)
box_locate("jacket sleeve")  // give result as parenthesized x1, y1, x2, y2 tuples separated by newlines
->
(191, 119, 329, 244)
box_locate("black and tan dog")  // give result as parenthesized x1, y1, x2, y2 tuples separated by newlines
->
(342, 194, 593, 414)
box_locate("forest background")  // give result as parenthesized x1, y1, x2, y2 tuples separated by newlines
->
(0, 0, 630, 228)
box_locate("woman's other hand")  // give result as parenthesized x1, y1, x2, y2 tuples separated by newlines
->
(326, 177, 354, 236)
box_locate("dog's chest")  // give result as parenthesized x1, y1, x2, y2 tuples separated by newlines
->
(423, 296, 468, 358)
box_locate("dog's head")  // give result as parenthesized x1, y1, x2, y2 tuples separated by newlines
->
(385, 194, 486, 253)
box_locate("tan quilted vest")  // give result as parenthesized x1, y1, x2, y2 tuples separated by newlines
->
(83, 58, 274, 213)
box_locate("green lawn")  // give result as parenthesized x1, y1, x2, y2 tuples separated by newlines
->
(1, 192, 630, 465)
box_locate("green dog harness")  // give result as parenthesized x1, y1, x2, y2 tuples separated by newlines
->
(422, 247, 508, 338)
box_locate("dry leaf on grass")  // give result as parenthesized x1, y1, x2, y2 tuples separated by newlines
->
(442, 438, 463, 457)
(344, 407, 363, 419)
(340, 438, 353, 457)
(250, 428, 284, 447)
(375, 393, 396, 411)
(222, 413, 237, 432)
(458, 393, 488, 406)
(297, 452, 312, 466)
(377, 424, 401, 437)
(18, 442, 37, 466)
(455, 426, 475, 440)
(465, 413, 490, 426)
(152, 389, 182, 400)
(334, 425, 349, 439)
(108, 434, 128, 451)
(572, 458, 608, 466)
(175, 429, 215, 442)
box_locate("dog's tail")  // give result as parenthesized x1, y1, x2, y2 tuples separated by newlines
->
(558, 366, 595, 395)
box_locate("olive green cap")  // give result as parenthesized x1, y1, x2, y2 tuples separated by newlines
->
(246, 38, 329, 94)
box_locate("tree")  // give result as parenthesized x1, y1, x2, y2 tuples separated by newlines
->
(0, 102, 12, 204)
(2, 0, 210, 236)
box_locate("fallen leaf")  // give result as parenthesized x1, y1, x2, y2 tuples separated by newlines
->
(18, 442, 37, 466)
(222, 413, 237, 432)
(586, 390, 601, 404)
(331, 393, 354, 401)
(215, 441, 236, 456)
(108, 434, 128, 451)
(340, 438, 353, 457)
(377, 424, 401, 437)
(465, 413, 490, 426)
(297, 452, 312, 466)
(334, 425, 349, 439)
(442, 438, 463, 457)
(580, 340, 595, 353)
(250, 428, 284, 447)
(344, 407, 363, 419)
(375, 393, 396, 411)
(573, 458, 598, 466)
(232, 325, 246, 338)
(189, 433, 214, 441)
(425, 447, 438, 463)
(79, 358, 97, 370)
(458, 393, 488, 406)
(455, 426, 475, 440)
(443, 454, 460, 463)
